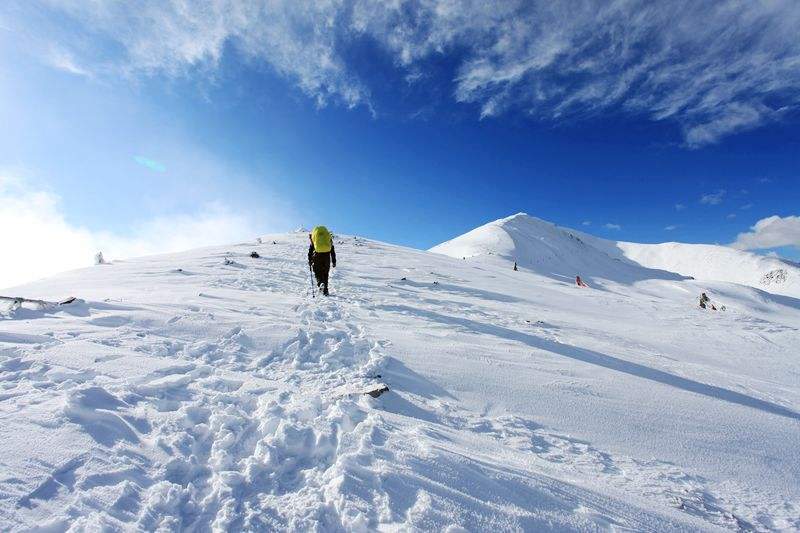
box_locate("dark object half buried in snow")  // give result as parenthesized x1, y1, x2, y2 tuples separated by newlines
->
(330, 383, 390, 399)
(0, 295, 78, 308)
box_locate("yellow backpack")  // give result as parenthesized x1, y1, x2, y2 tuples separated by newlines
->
(311, 226, 333, 253)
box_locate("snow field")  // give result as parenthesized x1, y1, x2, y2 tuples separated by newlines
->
(1, 228, 798, 531)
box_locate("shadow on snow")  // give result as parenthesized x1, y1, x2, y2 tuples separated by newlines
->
(376, 304, 800, 422)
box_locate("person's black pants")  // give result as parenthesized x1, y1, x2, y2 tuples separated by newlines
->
(312, 252, 331, 293)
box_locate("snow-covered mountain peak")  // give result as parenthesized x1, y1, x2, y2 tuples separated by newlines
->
(433, 213, 800, 297)
(494, 211, 542, 224)
(430, 213, 683, 285)
(429, 212, 582, 261)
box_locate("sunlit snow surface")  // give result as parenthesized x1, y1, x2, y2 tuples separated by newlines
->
(432, 213, 800, 298)
(1, 229, 799, 531)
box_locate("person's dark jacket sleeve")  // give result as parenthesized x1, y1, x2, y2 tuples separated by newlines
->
(331, 245, 336, 268)
(308, 243, 314, 265)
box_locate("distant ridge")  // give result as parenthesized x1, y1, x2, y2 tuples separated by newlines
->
(430, 213, 685, 285)
(431, 213, 800, 297)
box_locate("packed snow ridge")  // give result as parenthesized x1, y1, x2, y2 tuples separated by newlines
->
(431, 212, 800, 298)
(1, 222, 799, 531)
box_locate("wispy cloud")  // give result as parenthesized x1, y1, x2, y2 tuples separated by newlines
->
(700, 189, 726, 205)
(674, 203, 686, 211)
(664, 225, 677, 231)
(44, 46, 92, 78)
(758, 177, 773, 184)
(604, 223, 621, 230)
(581, 220, 591, 226)
(726, 213, 737, 219)
(16, 1, 800, 145)
(740, 203, 753, 210)
(732, 215, 800, 250)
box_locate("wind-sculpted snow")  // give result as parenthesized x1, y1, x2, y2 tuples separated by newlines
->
(1, 232, 799, 530)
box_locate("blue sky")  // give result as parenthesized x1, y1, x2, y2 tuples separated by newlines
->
(1, 1, 799, 286)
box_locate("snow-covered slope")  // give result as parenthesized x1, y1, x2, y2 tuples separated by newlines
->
(432, 213, 800, 298)
(616, 242, 800, 297)
(2, 232, 799, 531)
(429, 213, 687, 285)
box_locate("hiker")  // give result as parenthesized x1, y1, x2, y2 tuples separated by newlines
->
(308, 226, 336, 296)
(576, 275, 588, 288)
(513, 262, 518, 271)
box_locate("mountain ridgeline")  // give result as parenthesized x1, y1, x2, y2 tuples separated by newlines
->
(430, 213, 800, 298)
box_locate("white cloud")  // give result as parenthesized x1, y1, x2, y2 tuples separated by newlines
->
(700, 190, 726, 205)
(726, 213, 736, 219)
(674, 203, 686, 211)
(21, 0, 800, 145)
(664, 225, 677, 231)
(740, 203, 753, 210)
(732, 215, 800, 250)
(682, 102, 769, 148)
(44, 46, 92, 77)
(0, 176, 266, 290)
(604, 223, 621, 230)
(36, 0, 369, 108)
(581, 220, 591, 226)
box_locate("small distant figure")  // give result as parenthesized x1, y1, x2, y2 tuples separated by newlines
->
(513, 262, 518, 271)
(95, 251, 106, 265)
(256, 237, 263, 244)
(250, 251, 260, 258)
(272, 241, 277, 245)
(308, 226, 336, 296)
(576, 275, 588, 288)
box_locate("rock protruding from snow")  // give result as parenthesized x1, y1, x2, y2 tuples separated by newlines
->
(761, 268, 788, 286)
